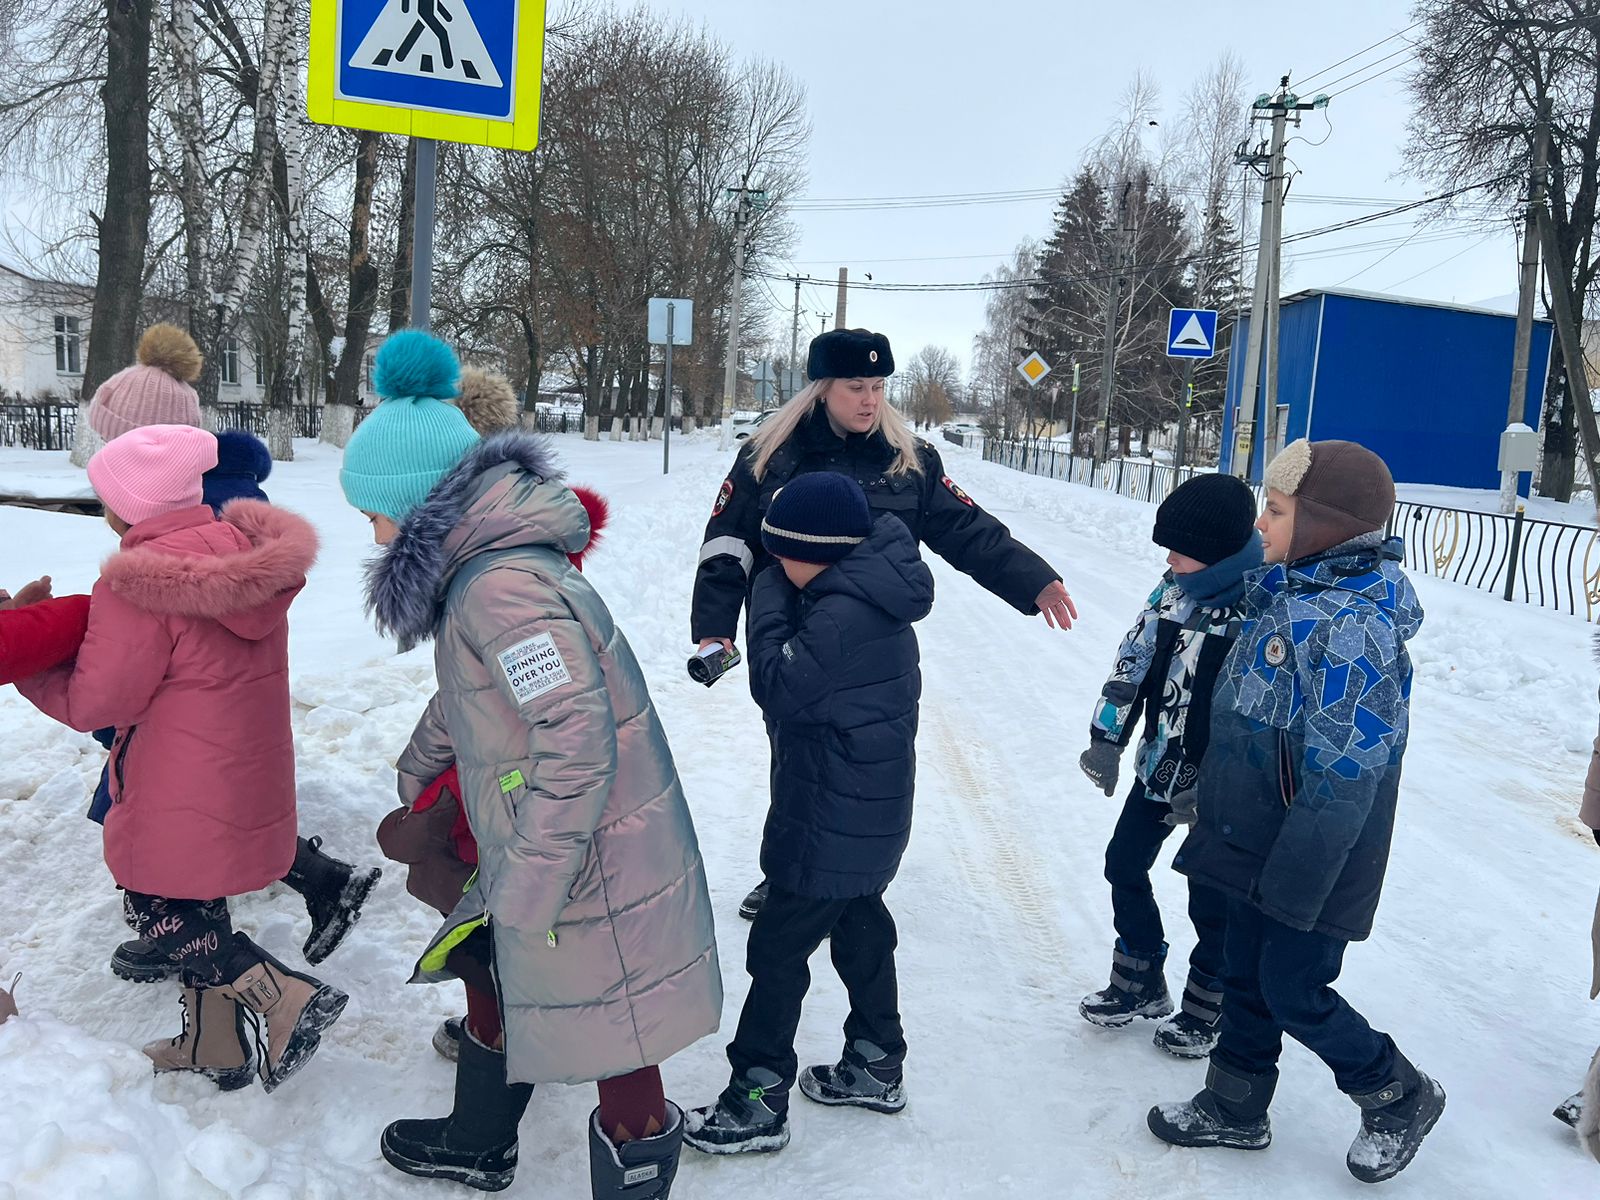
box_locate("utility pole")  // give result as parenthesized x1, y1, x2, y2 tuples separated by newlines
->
(788, 276, 802, 370)
(817, 311, 831, 334)
(835, 268, 849, 329)
(1502, 98, 1549, 514)
(1096, 183, 1131, 462)
(1233, 76, 1326, 478)
(718, 183, 766, 450)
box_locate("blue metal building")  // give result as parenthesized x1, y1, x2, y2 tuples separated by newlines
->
(1219, 288, 1554, 488)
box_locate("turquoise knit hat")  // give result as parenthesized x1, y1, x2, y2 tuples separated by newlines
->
(340, 330, 480, 521)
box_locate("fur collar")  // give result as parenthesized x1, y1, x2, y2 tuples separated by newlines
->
(100, 500, 318, 618)
(365, 430, 564, 645)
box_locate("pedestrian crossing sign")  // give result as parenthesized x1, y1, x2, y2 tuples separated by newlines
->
(308, 0, 545, 150)
(1166, 308, 1218, 359)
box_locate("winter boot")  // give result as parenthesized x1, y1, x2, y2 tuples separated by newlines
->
(738, 880, 769, 921)
(1153, 975, 1224, 1059)
(799, 1038, 906, 1113)
(283, 835, 382, 965)
(216, 934, 348, 1093)
(142, 985, 255, 1092)
(1555, 1091, 1584, 1128)
(1147, 1060, 1275, 1151)
(381, 1027, 534, 1192)
(433, 1015, 466, 1062)
(588, 1101, 684, 1199)
(110, 938, 181, 984)
(1345, 1056, 1446, 1184)
(1080, 940, 1173, 1028)
(683, 1069, 790, 1155)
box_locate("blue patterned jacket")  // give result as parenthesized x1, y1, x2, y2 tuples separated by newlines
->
(1174, 537, 1423, 940)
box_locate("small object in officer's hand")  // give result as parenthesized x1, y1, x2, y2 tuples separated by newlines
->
(688, 643, 742, 687)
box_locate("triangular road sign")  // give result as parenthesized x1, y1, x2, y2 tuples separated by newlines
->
(1172, 313, 1211, 351)
(350, 0, 503, 88)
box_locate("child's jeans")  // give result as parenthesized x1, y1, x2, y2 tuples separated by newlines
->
(726, 885, 905, 1108)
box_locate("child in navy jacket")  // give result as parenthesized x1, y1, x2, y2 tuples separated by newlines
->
(686, 472, 934, 1157)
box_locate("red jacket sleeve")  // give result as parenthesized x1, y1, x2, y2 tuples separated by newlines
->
(0, 595, 91, 685)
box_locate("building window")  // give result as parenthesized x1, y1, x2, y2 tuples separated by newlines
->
(54, 315, 81, 374)
(254, 348, 266, 387)
(221, 336, 239, 385)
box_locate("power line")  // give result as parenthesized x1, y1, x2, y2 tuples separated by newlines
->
(1383, 234, 1499, 290)
(1295, 19, 1424, 90)
(1327, 54, 1418, 100)
(1309, 42, 1418, 96)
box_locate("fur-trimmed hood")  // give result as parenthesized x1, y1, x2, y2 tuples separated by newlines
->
(366, 430, 598, 646)
(100, 500, 317, 640)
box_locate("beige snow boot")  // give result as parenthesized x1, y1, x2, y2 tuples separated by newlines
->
(143, 985, 255, 1091)
(216, 935, 348, 1093)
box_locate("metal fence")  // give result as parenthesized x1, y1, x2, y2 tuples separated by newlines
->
(986, 436, 1600, 622)
(0, 398, 78, 451)
(208, 403, 361, 440)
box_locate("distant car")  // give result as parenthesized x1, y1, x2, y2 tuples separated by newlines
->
(733, 410, 773, 441)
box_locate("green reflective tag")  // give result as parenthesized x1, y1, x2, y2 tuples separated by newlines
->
(499, 769, 525, 793)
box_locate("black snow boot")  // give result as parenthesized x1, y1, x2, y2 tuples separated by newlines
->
(737, 880, 769, 921)
(110, 938, 181, 984)
(1555, 1091, 1584, 1128)
(1080, 940, 1173, 1027)
(1147, 1060, 1276, 1151)
(1345, 1056, 1446, 1184)
(1153, 975, 1224, 1059)
(283, 836, 382, 965)
(381, 1027, 535, 1192)
(683, 1069, 790, 1155)
(588, 1101, 684, 1199)
(799, 1038, 906, 1113)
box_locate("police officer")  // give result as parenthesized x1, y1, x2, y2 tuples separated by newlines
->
(692, 328, 1077, 919)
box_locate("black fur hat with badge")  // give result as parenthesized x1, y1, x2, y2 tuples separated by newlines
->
(807, 328, 895, 380)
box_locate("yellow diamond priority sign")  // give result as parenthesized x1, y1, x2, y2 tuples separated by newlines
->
(1016, 352, 1052, 386)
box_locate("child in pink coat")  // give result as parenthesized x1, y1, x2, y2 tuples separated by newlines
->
(17, 425, 346, 1094)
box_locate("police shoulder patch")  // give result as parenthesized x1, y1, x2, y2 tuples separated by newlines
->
(1263, 634, 1288, 667)
(942, 476, 974, 506)
(713, 479, 734, 516)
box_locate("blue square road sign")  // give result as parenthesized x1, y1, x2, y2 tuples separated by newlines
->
(1166, 308, 1219, 359)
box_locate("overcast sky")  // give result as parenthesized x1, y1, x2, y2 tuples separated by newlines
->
(661, 0, 1516, 377)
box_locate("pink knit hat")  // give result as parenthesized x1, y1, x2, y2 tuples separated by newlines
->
(88, 324, 204, 440)
(88, 425, 219, 527)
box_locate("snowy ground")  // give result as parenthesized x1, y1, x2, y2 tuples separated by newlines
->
(1397, 481, 1596, 528)
(1, 432, 1597, 1198)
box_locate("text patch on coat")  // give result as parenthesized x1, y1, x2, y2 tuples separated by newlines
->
(497, 633, 572, 704)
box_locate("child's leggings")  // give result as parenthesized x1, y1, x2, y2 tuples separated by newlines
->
(449, 925, 667, 1143)
(122, 891, 261, 987)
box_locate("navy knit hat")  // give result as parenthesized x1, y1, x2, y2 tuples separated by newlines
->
(1152, 473, 1256, 565)
(203, 429, 271, 513)
(761, 472, 873, 564)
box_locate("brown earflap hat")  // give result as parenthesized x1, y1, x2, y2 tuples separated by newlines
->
(1264, 439, 1395, 562)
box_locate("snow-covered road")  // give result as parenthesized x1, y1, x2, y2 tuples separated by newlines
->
(0, 432, 1595, 1198)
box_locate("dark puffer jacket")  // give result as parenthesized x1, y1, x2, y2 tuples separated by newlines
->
(1175, 537, 1423, 941)
(692, 405, 1056, 642)
(748, 515, 935, 899)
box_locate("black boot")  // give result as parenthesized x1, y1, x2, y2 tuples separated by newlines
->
(110, 938, 181, 984)
(683, 1069, 790, 1155)
(738, 880, 769, 921)
(588, 1102, 683, 1198)
(1555, 1091, 1584, 1129)
(1147, 1060, 1275, 1151)
(1152, 974, 1223, 1059)
(1346, 1056, 1446, 1184)
(1080, 940, 1173, 1028)
(283, 835, 382, 965)
(381, 1028, 535, 1192)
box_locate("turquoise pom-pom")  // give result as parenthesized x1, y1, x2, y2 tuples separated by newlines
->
(373, 329, 461, 402)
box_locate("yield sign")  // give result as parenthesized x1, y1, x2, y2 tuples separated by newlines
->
(1166, 308, 1219, 359)
(1015, 352, 1052, 386)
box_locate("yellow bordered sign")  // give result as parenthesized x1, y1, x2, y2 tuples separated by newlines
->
(308, 0, 545, 150)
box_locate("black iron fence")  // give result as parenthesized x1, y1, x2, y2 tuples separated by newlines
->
(208, 403, 361, 440)
(0, 398, 78, 451)
(986, 435, 1600, 622)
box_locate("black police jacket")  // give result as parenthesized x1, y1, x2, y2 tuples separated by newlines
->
(691, 407, 1059, 642)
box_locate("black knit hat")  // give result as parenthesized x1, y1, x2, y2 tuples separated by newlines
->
(807, 328, 894, 380)
(1152, 473, 1257, 565)
(761, 472, 874, 564)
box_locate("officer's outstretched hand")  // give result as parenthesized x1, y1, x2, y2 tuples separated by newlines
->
(1036, 580, 1077, 630)
(1079, 741, 1120, 797)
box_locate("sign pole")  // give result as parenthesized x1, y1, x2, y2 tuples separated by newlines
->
(1070, 361, 1080, 457)
(1173, 358, 1195, 492)
(663, 303, 675, 475)
(411, 138, 437, 330)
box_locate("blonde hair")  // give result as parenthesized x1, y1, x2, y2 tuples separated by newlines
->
(747, 379, 923, 481)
